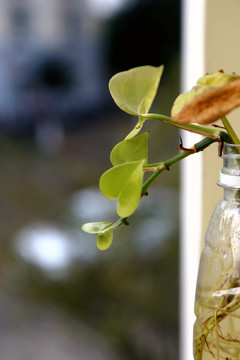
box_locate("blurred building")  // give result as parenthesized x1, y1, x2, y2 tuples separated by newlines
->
(0, 0, 109, 134)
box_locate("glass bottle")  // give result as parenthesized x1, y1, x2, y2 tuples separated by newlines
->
(194, 143, 240, 360)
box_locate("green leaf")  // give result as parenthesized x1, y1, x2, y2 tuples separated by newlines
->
(99, 160, 145, 217)
(110, 132, 149, 166)
(109, 65, 164, 115)
(82, 222, 113, 251)
(82, 221, 112, 234)
(97, 231, 113, 250)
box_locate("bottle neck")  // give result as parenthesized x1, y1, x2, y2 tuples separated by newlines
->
(224, 188, 240, 202)
(218, 143, 240, 191)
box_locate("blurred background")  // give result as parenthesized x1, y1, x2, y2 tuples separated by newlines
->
(0, 0, 180, 359)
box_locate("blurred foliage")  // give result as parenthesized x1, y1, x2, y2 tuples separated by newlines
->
(105, 0, 180, 75)
(0, 1, 180, 358)
(34, 56, 74, 89)
(10, 233, 179, 360)
(0, 114, 179, 359)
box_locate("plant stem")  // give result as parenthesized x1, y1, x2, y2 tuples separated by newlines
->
(101, 217, 128, 233)
(142, 113, 224, 140)
(221, 115, 240, 144)
(125, 117, 145, 139)
(142, 137, 216, 194)
(142, 153, 189, 193)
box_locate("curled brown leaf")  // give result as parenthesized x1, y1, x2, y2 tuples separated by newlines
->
(172, 78, 240, 124)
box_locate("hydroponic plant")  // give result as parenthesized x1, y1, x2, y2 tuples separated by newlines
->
(82, 65, 240, 360)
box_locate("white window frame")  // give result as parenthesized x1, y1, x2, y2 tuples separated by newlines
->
(180, 1, 206, 359)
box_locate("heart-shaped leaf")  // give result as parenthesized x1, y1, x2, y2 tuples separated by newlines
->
(110, 132, 149, 166)
(109, 65, 164, 115)
(99, 160, 145, 217)
(82, 221, 112, 234)
(97, 231, 113, 250)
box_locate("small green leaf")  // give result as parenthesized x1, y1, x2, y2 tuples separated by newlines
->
(110, 132, 149, 166)
(82, 221, 112, 234)
(99, 160, 144, 217)
(97, 231, 113, 250)
(109, 65, 164, 115)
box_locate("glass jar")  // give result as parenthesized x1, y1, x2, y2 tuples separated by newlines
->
(194, 143, 240, 360)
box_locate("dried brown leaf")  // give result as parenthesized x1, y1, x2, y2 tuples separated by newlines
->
(172, 78, 240, 124)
